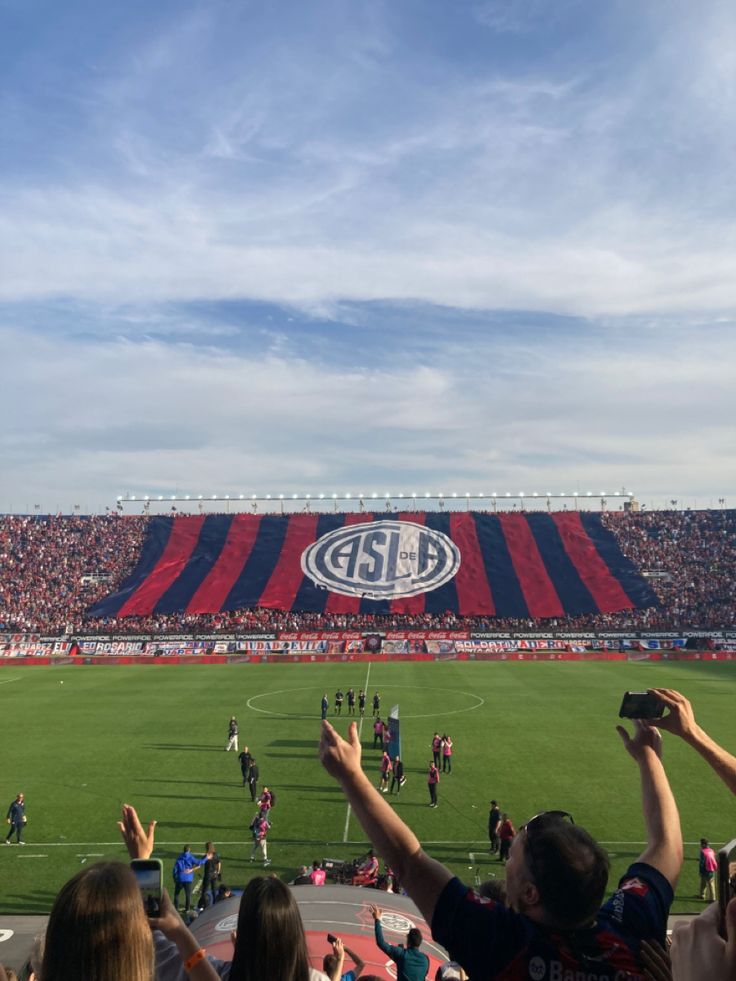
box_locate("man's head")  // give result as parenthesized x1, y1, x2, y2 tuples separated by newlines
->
(407, 927, 422, 948)
(205, 841, 213, 852)
(182, 844, 191, 853)
(505, 812, 609, 930)
(17, 793, 24, 803)
(701, 838, 709, 848)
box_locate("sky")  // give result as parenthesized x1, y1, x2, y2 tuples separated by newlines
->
(1, 0, 735, 513)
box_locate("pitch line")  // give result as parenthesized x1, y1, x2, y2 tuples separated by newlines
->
(342, 662, 371, 844)
(1, 839, 711, 848)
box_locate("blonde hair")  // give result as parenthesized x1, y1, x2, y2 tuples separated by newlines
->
(42, 862, 154, 981)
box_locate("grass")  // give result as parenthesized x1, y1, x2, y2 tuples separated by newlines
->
(0, 658, 734, 914)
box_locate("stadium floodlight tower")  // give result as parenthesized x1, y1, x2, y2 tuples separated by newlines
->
(114, 489, 634, 514)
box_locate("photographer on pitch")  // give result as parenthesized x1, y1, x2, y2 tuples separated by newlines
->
(319, 711, 682, 980)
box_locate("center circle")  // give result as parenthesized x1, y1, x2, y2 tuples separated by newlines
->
(246, 685, 484, 719)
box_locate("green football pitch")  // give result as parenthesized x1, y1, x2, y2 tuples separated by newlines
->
(1, 659, 734, 915)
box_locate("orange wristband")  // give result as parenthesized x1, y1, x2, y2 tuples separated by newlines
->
(184, 948, 206, 972)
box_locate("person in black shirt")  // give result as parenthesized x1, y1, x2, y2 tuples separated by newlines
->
(488, 800, 501, 854)
(239, 747, 252, 787)
(335, 690, 344, 715)
(372, 692, 381, 717)
(390, 757, 405, 795)
(247, 759, 259, 802)
(347, 689, 356, 715)
(359, 690, 367, 717)
(197, 841, 220, 909)
(5, 793, 26, 845)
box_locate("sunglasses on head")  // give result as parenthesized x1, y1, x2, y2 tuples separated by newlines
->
(522, 811, 575, 883)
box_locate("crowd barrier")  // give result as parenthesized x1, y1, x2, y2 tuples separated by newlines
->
(1, 650, 735, 667)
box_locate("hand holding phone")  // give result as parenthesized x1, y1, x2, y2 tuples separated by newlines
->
(131, 858, 163, 918)
(618, 691, 665, 720)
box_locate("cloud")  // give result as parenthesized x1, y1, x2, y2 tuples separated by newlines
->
(0, 312, 733, 510)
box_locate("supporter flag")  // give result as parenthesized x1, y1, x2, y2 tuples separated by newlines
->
(88, 512, 659, 618)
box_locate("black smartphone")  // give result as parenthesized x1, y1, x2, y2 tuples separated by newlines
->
(327, 933, 337, 944)
(718, 838, 736, 929)
(131, 858, 163, 917)
(618, 691, 665, 720)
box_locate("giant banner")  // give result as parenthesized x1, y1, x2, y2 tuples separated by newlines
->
(89, 512, 658, 618)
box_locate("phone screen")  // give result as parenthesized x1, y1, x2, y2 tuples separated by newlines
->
(618, 692, 665, 720)
(718, 838, 736, 928)
(131, 860, 163, 917)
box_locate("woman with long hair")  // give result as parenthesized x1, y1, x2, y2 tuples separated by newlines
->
(230, 876, 328, 981)
(41, 862, 154, 981)
(42, 859, 218, 981)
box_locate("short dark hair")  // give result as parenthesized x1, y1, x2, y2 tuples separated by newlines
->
(407, 928, 422, 948)
(323, 954, 337, 974)
(524, 823, 609, 928)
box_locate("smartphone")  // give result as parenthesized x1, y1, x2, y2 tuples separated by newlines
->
(618, 691, 665, 720)
(327, 933, 337, 944)
(718, 838, 736, 928)
(131, 858, 163, 918)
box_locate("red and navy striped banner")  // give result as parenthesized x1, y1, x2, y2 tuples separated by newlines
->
(88, 512, 657, 619)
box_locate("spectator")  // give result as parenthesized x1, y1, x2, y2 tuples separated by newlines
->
(669, 897, 736, 981)
(229, 876, 330, 981)
(369, 904, 429, 981)
(40, 860, 218, 981)
(322, 936, 365, 981)
(319, 717, 682, 980)
(293, 865, 313, 885)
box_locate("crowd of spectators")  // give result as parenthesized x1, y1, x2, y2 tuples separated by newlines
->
(0, 509, 733, 635)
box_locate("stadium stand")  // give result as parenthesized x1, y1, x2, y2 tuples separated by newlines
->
(0, 509, 734, 634)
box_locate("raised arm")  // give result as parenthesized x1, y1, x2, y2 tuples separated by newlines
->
(118, 803, 156, 859)
(343, 941, 365, 978)
(319, 721, 453, 924)
(616, 720, 683, 888)
(650, 688, 736, 797)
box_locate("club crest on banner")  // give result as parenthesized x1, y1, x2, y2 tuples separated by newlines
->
(301, 520, 461, 600)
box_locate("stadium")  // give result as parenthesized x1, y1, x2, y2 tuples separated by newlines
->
(4, 1, 736, 978)
(1, 500, 735, 977)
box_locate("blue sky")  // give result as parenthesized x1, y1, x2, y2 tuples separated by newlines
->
(1, 0, 734, 511)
